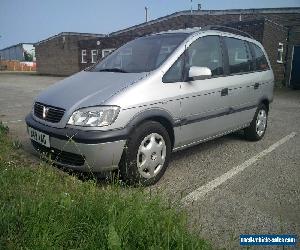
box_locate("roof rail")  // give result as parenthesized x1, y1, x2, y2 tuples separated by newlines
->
(203, 25, 254, 39)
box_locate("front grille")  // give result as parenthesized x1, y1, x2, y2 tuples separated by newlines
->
(34, 102, 65, 123)
(31, 140, 85, 166)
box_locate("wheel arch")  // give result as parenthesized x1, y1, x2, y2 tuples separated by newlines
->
(126, 108, 177, 149)
(260, 98, 270, 112)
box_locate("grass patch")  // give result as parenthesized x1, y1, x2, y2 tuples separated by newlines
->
(0, 122, 211, 249)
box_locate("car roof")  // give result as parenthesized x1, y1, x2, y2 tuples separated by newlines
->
(154, 27, 261, 46)
(156, 27, 203, 34)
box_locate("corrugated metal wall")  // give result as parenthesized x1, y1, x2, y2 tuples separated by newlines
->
(0, 44, 24, 61)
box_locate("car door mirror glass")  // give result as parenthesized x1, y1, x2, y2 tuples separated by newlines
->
(188, 66, 212, 81)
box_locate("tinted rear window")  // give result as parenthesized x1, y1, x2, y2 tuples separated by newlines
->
(252, 43, 270, 71)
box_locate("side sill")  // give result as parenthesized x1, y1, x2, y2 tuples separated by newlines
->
(172, 124, 249, 152)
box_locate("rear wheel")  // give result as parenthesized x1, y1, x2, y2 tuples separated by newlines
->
(119, 121, 171, 186)
(244, 103, 268, 141)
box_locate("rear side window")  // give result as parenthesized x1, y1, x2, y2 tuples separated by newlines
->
(224, 37, 252, 74)
(252, 44, 270, 71)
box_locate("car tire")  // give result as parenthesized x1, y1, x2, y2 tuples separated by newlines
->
(244, 103, 268, 141)
(119, 121, 171, 186)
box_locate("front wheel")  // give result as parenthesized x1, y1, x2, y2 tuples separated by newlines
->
(119, 121, 171, 186)
(244, 104, 268, 141)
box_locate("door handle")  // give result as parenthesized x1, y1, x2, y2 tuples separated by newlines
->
(221, 88, 228, 96)
(254, 83, 260, 89)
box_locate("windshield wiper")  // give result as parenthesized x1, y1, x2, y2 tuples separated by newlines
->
(98, 68, 128, 73)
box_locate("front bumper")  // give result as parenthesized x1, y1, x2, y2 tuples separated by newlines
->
(25, 114, 127, 172)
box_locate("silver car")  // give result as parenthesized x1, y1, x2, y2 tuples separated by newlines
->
(26, 27, 274, 185)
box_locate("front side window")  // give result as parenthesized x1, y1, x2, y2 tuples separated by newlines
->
(187, 36, 224, 76)
(224, 37, 252, 74)
(89, 33, 188, 73)
(162, 54, 185, 83)
(277, 43, 284, 63)
(252, 44, 270, 71)
(163, 36, 224, 83)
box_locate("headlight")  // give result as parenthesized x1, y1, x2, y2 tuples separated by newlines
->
(67, 106, 120, 127)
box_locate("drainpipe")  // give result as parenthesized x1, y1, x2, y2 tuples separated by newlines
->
(284, 27, 291, 87)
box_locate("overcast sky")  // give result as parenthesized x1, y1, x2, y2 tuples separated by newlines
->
(1, 0, 300, 49)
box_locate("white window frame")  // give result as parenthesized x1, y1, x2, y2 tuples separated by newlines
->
(277, 43, 284, 63)
(81, 49, 87, 63)
(91, 50, 98, 63)
(102, 48, 115, 58)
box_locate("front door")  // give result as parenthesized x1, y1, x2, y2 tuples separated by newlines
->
(178, 35, 231, 147)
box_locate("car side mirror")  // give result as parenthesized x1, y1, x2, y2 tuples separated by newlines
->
(188, 66, 212, 81)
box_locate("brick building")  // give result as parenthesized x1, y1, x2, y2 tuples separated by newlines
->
(36, 7, 300, 87)
(78, 35, 134, 71)
(35, 32, 104, 75)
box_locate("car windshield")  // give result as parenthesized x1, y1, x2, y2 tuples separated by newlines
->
(88, 33, 188, 73)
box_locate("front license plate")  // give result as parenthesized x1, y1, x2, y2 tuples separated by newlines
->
(28, 127, 50, 148)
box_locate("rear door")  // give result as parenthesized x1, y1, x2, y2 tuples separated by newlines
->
(222, 36, 259, 130)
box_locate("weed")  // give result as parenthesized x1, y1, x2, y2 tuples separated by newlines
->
(0, 121, 9, 136)
(12, 139, 22, 149)
(0, 126, 211, 249)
